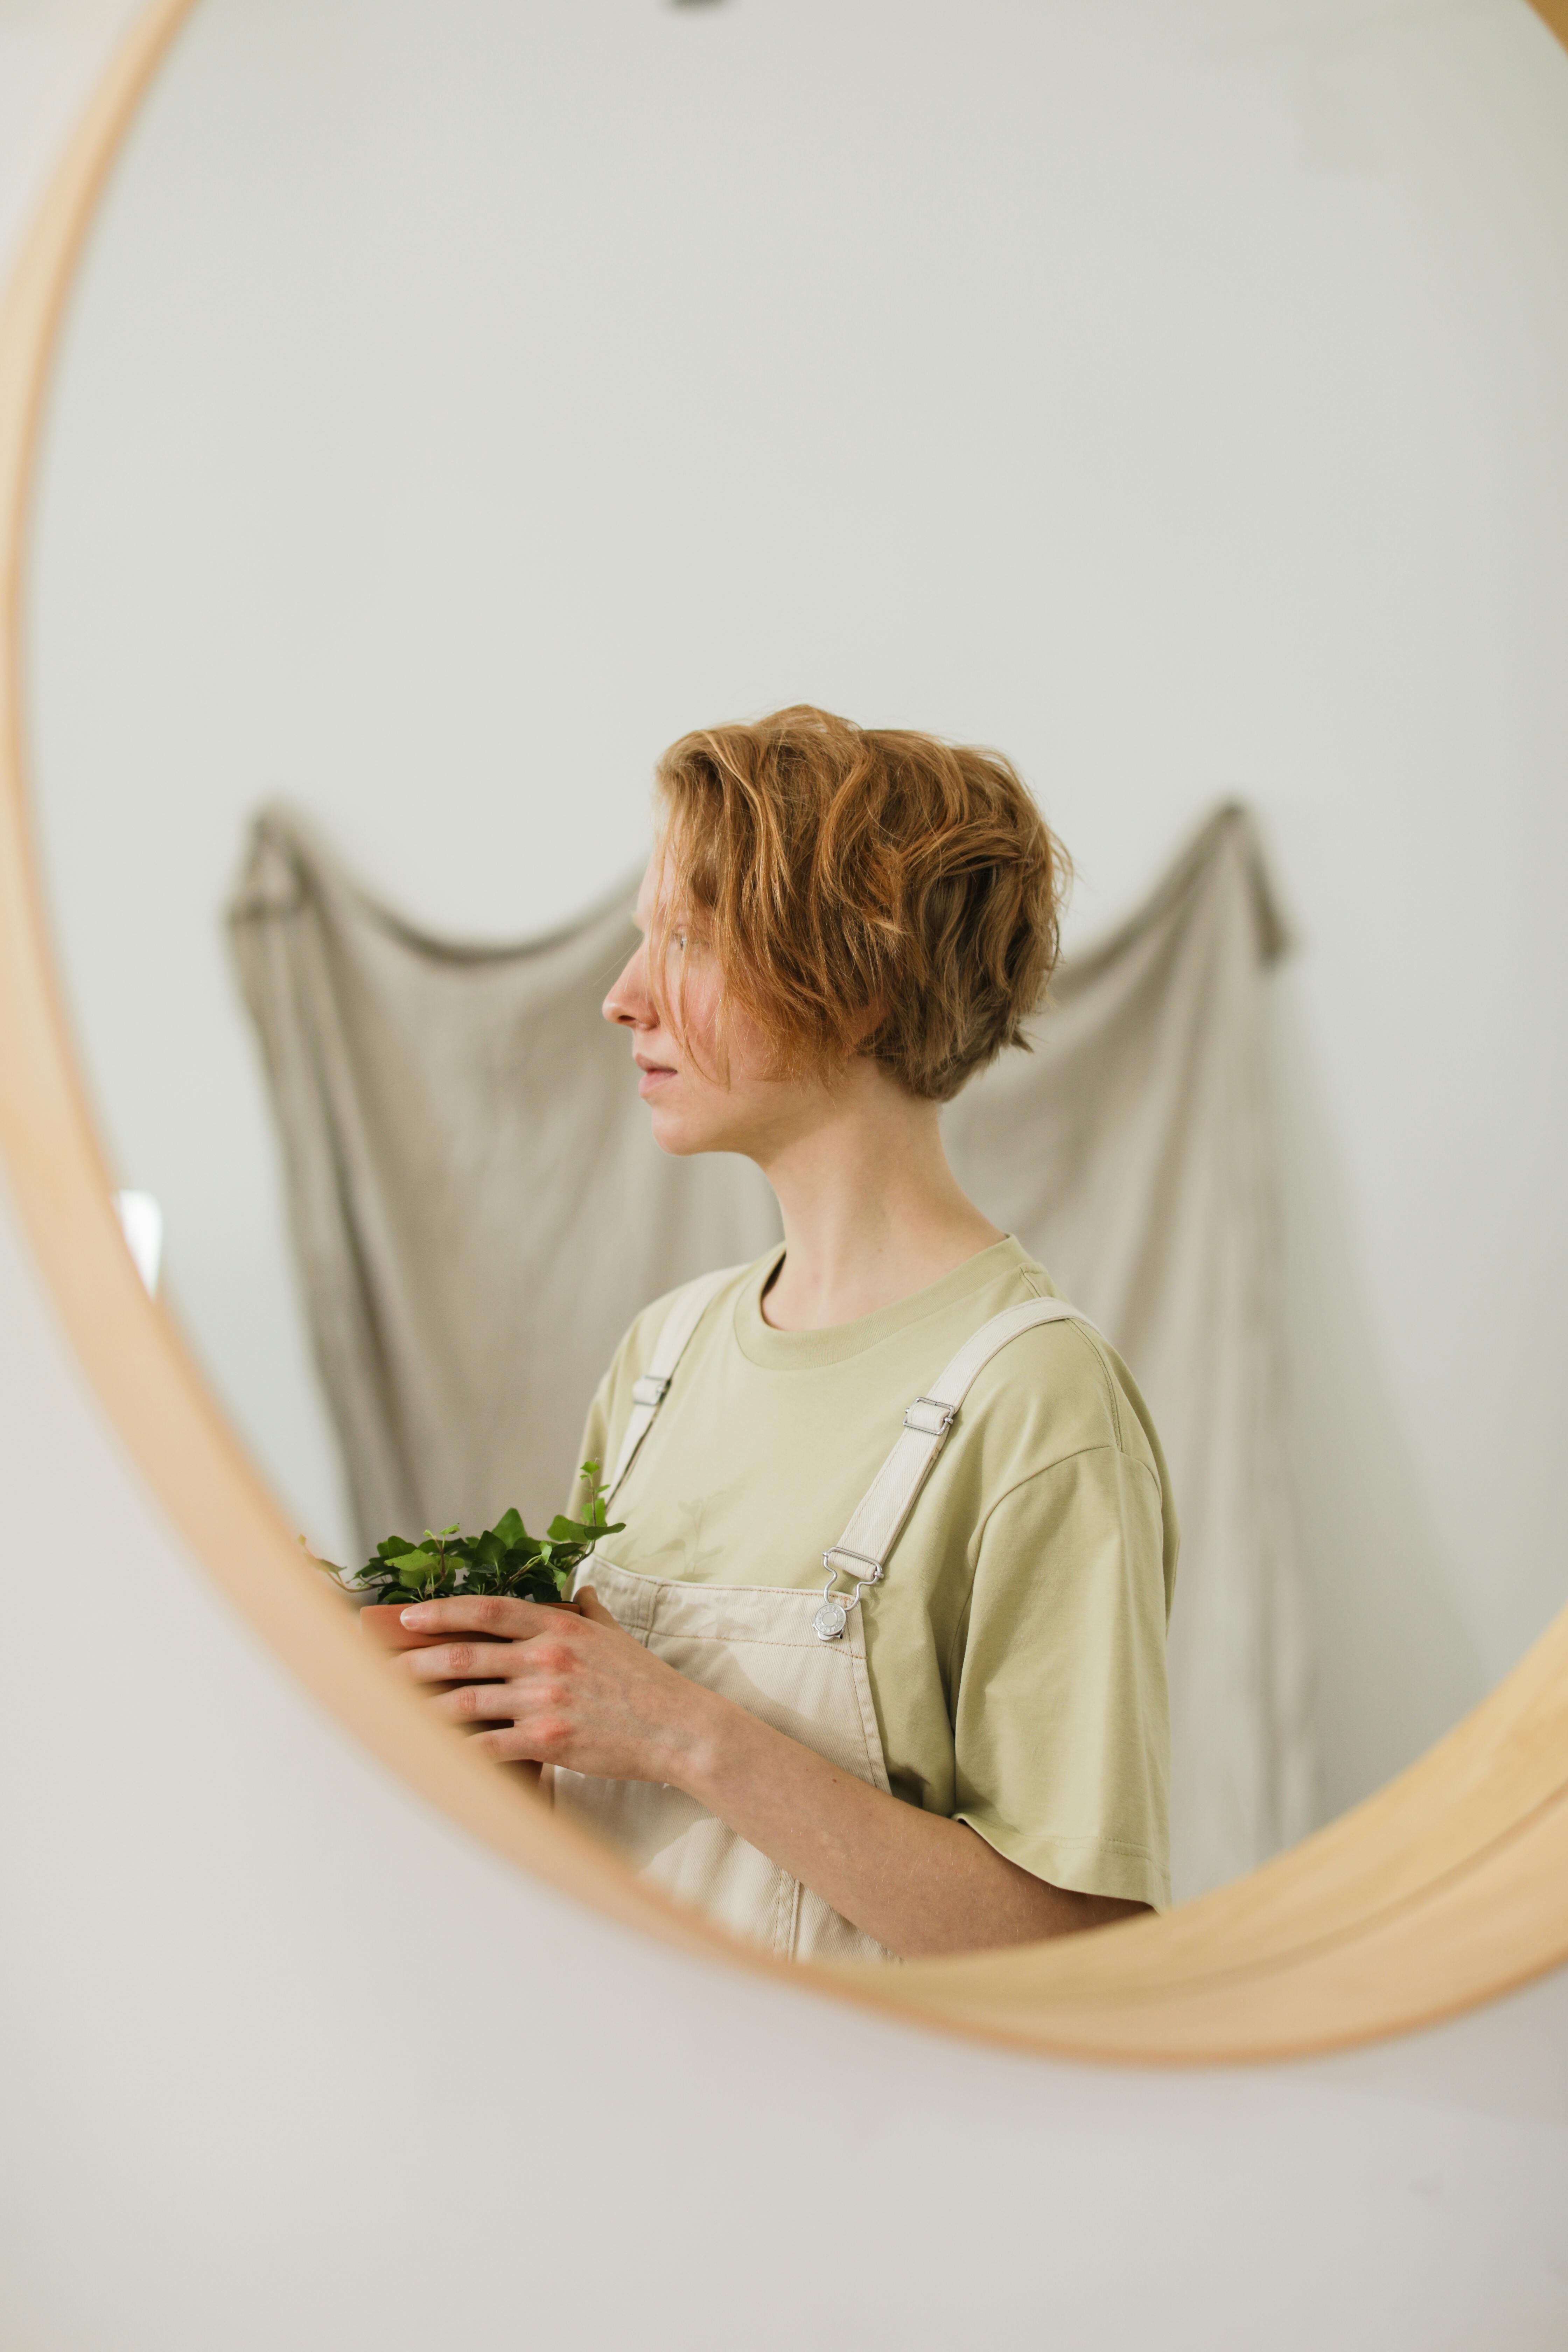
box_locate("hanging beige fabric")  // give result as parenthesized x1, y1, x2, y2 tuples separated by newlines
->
(941, 809, 1310, 1900)
(227, 802, 1308, 1899)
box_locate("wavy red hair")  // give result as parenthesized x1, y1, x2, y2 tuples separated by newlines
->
(648, 705, 1070, 1103)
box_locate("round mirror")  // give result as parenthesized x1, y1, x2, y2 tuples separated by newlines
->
(6, 0, 1568, 2052)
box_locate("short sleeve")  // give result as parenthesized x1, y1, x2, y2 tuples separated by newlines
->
(950, 1444, 1172, 1909)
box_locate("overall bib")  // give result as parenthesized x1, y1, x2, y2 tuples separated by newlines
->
(553, 1264, 1096, 1962)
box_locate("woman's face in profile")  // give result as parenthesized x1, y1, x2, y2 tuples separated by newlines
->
(602, 850, 797, 1160)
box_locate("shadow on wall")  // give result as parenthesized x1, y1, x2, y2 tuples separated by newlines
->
(1269, 972, 1483, 1827)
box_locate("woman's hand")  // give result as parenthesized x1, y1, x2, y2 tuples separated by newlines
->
(395, 1587, 714, 1782)
(398, 1590, 1150, 1959)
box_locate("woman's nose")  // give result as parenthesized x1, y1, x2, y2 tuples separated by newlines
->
(602, 946, 648, 1029)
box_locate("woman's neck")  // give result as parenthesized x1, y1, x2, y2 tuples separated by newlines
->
(754, 1065, 1004, 1333)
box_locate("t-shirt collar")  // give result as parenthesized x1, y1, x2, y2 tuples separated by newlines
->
(734, 1233, 1035, 1370)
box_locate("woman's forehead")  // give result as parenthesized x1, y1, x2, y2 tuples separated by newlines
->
(633, 846, 692, 931)
(632, 855, 668, 930)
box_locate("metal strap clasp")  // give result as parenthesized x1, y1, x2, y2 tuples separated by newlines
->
(631, 1372, 672, 1409)
(903, 1395, 957, 1437)
(822, 1544, 884, 1587)
(813, 1546, 884, 1642)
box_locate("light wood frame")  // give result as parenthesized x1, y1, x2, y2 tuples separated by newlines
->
(3, 0, 1567, 2065)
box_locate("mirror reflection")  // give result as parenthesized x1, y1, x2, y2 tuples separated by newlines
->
(26, 0, 1568, 1946)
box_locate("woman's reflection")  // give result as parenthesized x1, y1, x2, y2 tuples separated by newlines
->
(394, 705, 1176, 1959)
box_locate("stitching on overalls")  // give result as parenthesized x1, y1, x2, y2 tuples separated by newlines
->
(848, 1648, 892, 1795)
(782, 1871, 804, 1959)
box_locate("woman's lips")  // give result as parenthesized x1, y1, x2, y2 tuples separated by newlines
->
(637, 1064, 676, 1096)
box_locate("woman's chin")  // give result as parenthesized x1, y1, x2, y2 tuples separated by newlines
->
(648, 1103, 741, 1159)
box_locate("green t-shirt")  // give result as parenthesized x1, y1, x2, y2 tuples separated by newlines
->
(570, 1234, 1177, 1910)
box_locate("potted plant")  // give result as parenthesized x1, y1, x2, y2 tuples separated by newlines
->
(307, 1459, 623, 1660)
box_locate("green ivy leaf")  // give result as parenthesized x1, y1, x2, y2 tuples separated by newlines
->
(305, 1490, 623, 1617)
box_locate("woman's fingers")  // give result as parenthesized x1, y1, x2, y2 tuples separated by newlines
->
(396, 1595, 567, 1642)
(387, 1590, 688, 1781)
(429, 1680, 526, 1722)
(401, 1639, 517, 1684)
(470, 1727, 540, 1766)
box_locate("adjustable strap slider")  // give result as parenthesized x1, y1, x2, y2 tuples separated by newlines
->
(631, 1372, 672, 1409)
(902, 1395, 957, 1438)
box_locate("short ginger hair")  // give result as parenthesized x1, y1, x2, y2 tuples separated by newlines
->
(648, 704, 1070, 1104)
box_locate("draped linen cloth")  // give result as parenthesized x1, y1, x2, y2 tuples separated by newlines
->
(228, 802, 1310, 1897)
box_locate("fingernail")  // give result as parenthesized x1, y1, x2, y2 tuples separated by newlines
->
(400, 1606, 426, 1626)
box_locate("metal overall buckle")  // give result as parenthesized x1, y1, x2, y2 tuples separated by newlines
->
(814, 1546, 883, 1642)
(903, 1395, 957, 1437)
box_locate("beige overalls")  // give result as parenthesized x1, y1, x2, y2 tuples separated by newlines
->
(554, 1265, 1094, 1962)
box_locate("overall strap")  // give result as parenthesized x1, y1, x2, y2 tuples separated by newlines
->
(604, 1263, 748, 1506)
(813, 1296, 1098, 1642)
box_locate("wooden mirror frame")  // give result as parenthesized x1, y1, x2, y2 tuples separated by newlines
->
(4, 0, 1567, 2064)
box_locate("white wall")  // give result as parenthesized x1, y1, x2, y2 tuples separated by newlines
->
(3, 15, 1568, 2344)
(23, 0, 1568, 1833)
